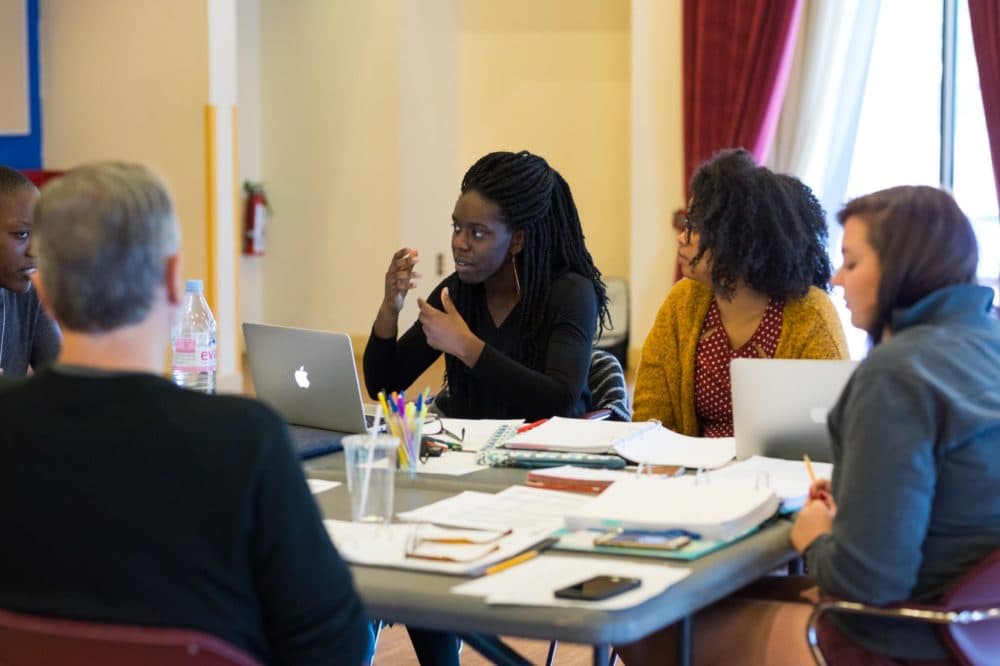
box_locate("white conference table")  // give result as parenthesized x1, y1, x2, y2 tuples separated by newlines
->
(312, 480, 797, 666)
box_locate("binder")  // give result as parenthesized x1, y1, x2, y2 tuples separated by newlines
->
(563, 477, 780, 542)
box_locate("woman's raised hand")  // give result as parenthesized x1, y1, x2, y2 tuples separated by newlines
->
(382, 248, 420, 315)
(417, 287, 485, 367)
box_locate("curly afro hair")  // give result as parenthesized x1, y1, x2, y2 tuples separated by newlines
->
(685, 148, 833, 300)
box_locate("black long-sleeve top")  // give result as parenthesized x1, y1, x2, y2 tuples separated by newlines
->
(364, 271, 596, 420)
(0, 368, 372, 665)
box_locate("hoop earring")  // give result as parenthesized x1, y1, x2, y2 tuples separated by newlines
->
(511, 255, 521, 298)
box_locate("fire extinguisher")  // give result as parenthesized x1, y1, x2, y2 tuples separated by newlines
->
(243, 181, 269, 256)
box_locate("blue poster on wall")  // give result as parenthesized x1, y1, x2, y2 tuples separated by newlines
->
(0, 0, 41, 169)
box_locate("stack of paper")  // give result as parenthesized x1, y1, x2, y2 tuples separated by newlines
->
(704, 456, 833, 512)
(502, 417, 736, 469)
(396, 485, 591, 534)
(504, 418, 657, 453)
(613, 428, 735, 469)
(324, 520, 548, 576)
(563, 477, 780, 542)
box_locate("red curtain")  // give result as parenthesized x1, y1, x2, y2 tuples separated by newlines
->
(675, 0, 802, 282)
(20, 170, 64, 188)
(969, 0, 1000, 206)
(682, 0, 802, 187)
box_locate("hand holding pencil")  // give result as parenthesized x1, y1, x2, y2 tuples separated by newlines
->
(803, 454, 834, 510)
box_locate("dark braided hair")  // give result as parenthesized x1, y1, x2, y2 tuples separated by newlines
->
(445, 151, 609, 406)
(685, 148, 832, 300)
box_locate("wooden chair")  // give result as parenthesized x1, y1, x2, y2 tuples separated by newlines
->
(806, 547, 1000, 665)
(0, 608, 262, 666)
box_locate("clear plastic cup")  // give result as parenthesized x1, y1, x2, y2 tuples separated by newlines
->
(342, 434, 398, 523)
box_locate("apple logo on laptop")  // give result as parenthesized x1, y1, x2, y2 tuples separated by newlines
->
(294, 365, 310, 389)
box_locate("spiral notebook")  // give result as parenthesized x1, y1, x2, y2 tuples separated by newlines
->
(476, 423, 627, 469)
(503, 417, 735, 469)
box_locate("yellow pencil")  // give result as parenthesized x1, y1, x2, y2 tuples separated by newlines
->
(484, 549, 539, 576)
(483, 537, 558, 575)
(803, 454, 817, 485)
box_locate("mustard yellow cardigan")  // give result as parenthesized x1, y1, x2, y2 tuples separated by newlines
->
(633, 279, 849, 435)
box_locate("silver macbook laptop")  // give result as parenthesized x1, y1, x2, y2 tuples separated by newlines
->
(243, 323, 370, 458)
(731, 359, 859, 463)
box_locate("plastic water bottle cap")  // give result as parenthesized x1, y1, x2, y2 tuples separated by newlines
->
(186, 279, 204, 293)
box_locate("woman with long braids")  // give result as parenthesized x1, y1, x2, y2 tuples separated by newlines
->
(632, 148, 848, 437)
(363, 150, 608, 665)
(364, 150, 609, 421)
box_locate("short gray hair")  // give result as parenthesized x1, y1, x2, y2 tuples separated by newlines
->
(33, 162, 180, 332)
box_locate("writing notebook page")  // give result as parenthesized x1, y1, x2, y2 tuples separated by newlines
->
(504, 417, 655, 453)
(396, 486, 590, 533)
(613, 427, 735, 469)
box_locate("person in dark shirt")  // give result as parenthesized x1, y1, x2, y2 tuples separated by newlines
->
(0, 162, 371, 665)
(364, 151, 610, 664)
(364, 150, 610, 420)
(0, 166, 60, 375)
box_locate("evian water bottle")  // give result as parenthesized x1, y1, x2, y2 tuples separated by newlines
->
(172, 279, 217, 393)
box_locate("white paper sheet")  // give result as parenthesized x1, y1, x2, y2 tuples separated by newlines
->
(564, 477, 780, 541)
(452, 554, 690, 609)
(527, 465, 636, 483)
(307, 478, 341, 494)
(323, 520, 547, 575)
(396, 486, 590, 533)
(613, 428, 736, 469)
(410, 451, 485, 476)
(504, 417, 658, 453)
(700, 456, 833, 511)
(426, 418, 522, 452)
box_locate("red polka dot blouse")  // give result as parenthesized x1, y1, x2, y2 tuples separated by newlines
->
(694, 298, 784, 437)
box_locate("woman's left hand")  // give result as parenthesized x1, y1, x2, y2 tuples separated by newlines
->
(418, 288, 485, 367)
(790, 497, 837, 553)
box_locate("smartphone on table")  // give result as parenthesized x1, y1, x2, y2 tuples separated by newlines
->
(593, 529, 694, 551)
(554, 575, 642, 601)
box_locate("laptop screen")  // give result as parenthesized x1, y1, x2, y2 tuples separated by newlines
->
(242, 323, 369, 435)
(731, 358, 858, 463)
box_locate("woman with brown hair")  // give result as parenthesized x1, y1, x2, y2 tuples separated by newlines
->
(622, 185, 1000, 664)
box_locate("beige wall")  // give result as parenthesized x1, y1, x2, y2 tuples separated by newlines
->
(258, 0, 401, 335)
(0, 0, 29, 134)
(40, 0, 210, 286)
(459, 0, 632, 281)
(250, 0, 684, 354)
(37, 0, 685, 356)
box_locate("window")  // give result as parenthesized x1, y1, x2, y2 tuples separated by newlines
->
(845, 0, 998, 303)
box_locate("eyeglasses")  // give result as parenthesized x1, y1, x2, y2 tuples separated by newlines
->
(421, 413, 465, 450)
(404, 523, 503, 562)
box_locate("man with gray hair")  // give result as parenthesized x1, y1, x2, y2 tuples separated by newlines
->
(0, 163, 372, 664)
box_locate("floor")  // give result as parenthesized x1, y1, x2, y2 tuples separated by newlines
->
(372, 625, 596, 665)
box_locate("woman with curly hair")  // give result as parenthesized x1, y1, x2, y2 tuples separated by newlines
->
(633, 149, 848, 436)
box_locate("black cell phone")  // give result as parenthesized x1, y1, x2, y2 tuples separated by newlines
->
(553, 575, 642, 601)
